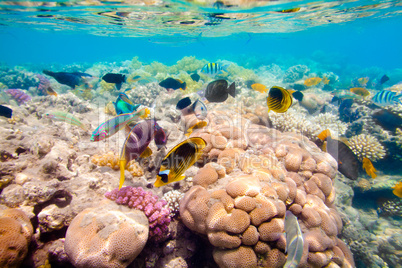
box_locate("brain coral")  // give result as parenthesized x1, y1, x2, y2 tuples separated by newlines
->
(64, 200, 149, 268)
(180, 109, 355, 268)
(348, 134, 386, 161)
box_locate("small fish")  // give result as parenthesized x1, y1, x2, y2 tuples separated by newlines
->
(284, 211, 304, 268)
(362, 157, 377, 178)
(154, 137, 206, 187)
(392, 181, 402, 198)
(372, 90, 402, 106)
(304, 77, 322, 87)
(350, 87, 370, 97)
(44, 111, 87, 131)
(200, 62, 229, 76)
(322, 77, 330, 85)
(43, 70, 91, 89)
(205, 79, 236, 103)
(46, 86, 58, 97)
(266, 86, 293, 113)
(279, 7, 300, 13)
(159, 77, 186, 91)
(358, 77, 369, 86)
(176, 97, 208, 120)
(0, 105, 12, 118)
(91, 107, 150, 141)
(380, 74, 389, 85)
(102, 73, 126, 90)
(317, 129, 359, 180)
(114, 93, 140, 115)
(331, 90, 362, 100)
(154, 124, 168, 150)
(119, 120, 158, 189)
(251, 83, 269, 93)
(186, 121, 208, 136)
(190, 73, 200, 82)
(291, 90, 304, 102)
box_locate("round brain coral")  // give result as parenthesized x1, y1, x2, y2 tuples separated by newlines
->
(213, 246, 257, 268)
(65, 201, 149, 268)
(348, 134, 386, 161)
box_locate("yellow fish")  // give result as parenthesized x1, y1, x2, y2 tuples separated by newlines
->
(251, 83, 269, 93)
(392, 181, 402, 198)
(186, 121, 208, 137)
(362, 157, 377, 178)
(350, 87, 370, 97)
(266, 86, 293, 113)
(322, 77, 330, 85)
(304, 77, 322, 87)
(317, 129, 331, 141)
(358, 77, 369, 86)
(154, 137, 206, 187)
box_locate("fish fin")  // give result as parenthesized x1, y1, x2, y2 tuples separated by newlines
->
(116, 83, 122, 90)
(181, 82, 187, 90)
(118, 159, 127, 189)
(140, 147, 152, 158)
(120, 93, 134, 105)
(228, 82, 236, 97)
(174, 174, 186, 183)
(317, 129, 331, 141)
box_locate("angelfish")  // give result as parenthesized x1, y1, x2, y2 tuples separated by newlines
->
(284, 211, 304, 268)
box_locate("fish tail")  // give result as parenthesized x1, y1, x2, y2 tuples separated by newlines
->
(118, 159, 127, 189)
(181, 82, 187, 90)
(228, 82, 236, 97)
(116, 83, 122, 90)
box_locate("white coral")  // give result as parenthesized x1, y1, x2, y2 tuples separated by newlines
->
(162, 190, 184, 217)
(310, 113, 348, 137)
(348, 134, 386, 161)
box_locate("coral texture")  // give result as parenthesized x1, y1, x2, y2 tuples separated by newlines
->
(91, 151, 144, 177)
(348, 134, 386, 161)
(105, 186, 171, 241)
(5, 88, 32, 104)
(162, 190, 185, 217)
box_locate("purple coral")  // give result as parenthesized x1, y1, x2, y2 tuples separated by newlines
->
(105, 186, 171, 241)
(5, 88, 31, 104)
(37, 74, 51, 96)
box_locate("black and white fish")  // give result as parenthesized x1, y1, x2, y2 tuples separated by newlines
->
(372, 90, 402, 106)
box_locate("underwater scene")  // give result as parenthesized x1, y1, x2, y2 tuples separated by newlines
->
(0, 0, 401, 268)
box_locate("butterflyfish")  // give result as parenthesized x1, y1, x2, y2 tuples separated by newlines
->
(266, 86, 293, 113)
(362, 157, 377, 178)
(154, 137, 206, 187)
(44, 111, 87, 131)
(304, 77, 322, 87)
(284, 211, 304, 268)
(392, 181, 402, 198)
(186, 121, 208, 137)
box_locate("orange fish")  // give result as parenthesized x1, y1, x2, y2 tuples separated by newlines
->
(362, 157, 377, 178)
(46, 86, 58, 97)
(392, 181, 402, 198)
(251, 83, 269, 93)
(358, 77, 369, 86)
(317, 129, 331, 141)
(350, 87, 370, 97)
(304, 77, 322, 87)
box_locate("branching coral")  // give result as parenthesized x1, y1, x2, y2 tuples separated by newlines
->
(162, 190, 184, 217)
(310, 112, 348, 137)
(169, 56, 208, 74)
(105, 186, 171, 241)
(348, 134, 386, 161)
(91, 151, 144, 177)
(5, 88, 31, 104)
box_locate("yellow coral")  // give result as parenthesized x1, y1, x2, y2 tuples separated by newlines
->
(91, 152, 120, 170)
(104, 101, 117, 116)
(169, 56, 208, 74)
(99, 80, 115, 94)
(348, 134, 386, 161)
(144, 61, 169, 76)
(131, 56, 142, 69)
(227, 63, 259, 81)
(126, 160, 144, 177)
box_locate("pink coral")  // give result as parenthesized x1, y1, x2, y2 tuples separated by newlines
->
(105, 186, 171, 241)
(5, 88, 31, 104)
(37, 74, 52, 96)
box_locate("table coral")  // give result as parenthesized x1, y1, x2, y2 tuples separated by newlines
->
(105, 186, 171, 241)
(348, 134, 386, 161)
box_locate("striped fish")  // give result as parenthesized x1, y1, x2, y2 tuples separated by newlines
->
(372, 90, 402, 106)
(200, 62, 228, 76)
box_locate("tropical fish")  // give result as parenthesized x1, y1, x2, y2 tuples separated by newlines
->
(190, 73, 200, 82)
(317, 129, 359, 180)
(176, 97, 208, 120)
(372, 90, 402, 106)
(358, 77, 369, 86)
(291, 90, 304, 102)
(0, 105, 12, 119)
(304, 77, 322, 87)
(350, 87, 370, 97)
(205, 79, 236, 102)
(372, 109, 402, 132)
(362, 157, 377, 178)
(44, 111, 87, 131)
(284, 211, 304, 268)
(46, 86, 58, 97)
(200, 62, 229, 76)
(114, 93, 140, 115)
(102, 73, 126, 90)
(266, 86, 293, 113)
(154, 137, 206, 187)
(43, 70, 92, 89)
(186, 121, 208, 136)
(279, 7, 300, 13)
(322, 77, 330, 85)
(392, 181, 402, 198)
(90, 107, 150, 141)
(331, 90, 362, 100)
(159, 77, 186, 91)
(154, 123, 168, 150)
(119, 120, 158, 189)
(251, 83, 269, 93)
(380, 74, 389, 85)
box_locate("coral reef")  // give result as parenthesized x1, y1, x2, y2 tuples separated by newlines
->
(348, 134, 386, 161)
(105, 186, 171, 241)
(91, 151, 144, 177)
(162, 190, 185, 217)
(282, 65, 310, 83)
(65, 200, 149, 268)
(36, 74, 53, 96)
(5, 88, 32, 104)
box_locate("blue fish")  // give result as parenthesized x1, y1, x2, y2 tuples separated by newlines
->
(372, 90, 402, 106)
(114, 93, 140, 115)
(200, 62, 229, 76)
